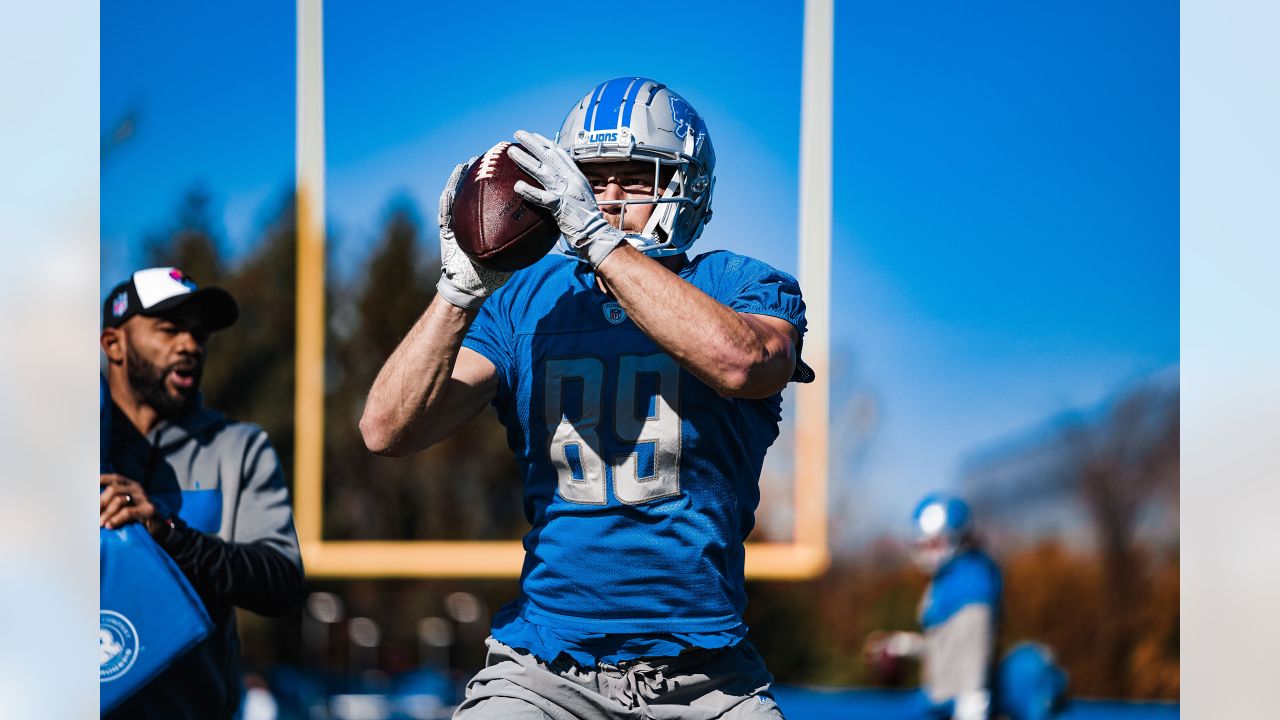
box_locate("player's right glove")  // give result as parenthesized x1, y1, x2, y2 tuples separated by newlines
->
(436, 159, 512, 309)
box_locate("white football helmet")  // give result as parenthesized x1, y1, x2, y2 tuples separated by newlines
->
(910, 492, 974, 574)
(555, 77, 716, 258)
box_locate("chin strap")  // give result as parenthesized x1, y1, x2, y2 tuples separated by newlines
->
(637, 174, 682, 248)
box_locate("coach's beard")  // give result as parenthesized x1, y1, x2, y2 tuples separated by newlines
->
(126, 346, 202, 420)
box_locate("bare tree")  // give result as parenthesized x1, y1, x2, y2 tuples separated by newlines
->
(1063, 382, 1178, 695)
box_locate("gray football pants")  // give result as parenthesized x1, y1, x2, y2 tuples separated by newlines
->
(453, 637, 786, 720)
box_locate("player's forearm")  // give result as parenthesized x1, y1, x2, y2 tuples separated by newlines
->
(360, 296, 477, 455)
(597, 245, 793, 397)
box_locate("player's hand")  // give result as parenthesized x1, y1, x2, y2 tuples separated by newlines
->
(100, 474, 163, 535)
(508, 130, 626, 268)
(863, 630, 889, 663)
(437, 158, 512, 309)
(863, 630, 924, 661)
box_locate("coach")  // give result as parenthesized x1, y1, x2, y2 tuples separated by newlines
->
(99, 267, 304, 719)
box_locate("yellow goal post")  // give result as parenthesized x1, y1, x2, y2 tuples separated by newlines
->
(292, 0, 833, 580)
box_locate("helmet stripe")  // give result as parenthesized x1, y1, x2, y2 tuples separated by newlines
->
(618, 77, 643, 129)
(591, 77, 631, 131)
(584, 81, 608, 133)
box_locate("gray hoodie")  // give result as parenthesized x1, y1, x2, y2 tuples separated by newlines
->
(105, 395, 304, 720)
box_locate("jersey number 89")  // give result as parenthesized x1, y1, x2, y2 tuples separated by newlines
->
(543, 354, 681, 505)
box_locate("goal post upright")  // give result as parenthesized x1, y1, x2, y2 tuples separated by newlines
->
(788, 0, 833, 575)
(294, 0, 326, 546)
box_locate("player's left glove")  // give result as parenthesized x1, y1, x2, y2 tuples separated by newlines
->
(508, 130, 626, 268)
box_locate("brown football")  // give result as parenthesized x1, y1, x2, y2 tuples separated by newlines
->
(451, 141, 561, 272)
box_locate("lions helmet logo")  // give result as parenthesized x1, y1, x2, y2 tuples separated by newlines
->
(669, 96, 708, 155)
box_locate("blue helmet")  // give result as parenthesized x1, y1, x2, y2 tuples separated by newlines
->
(555, 77, 716, 258)
(910, 492, 974, 573)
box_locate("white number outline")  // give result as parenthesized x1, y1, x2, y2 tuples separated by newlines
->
(543, 357, 607, 505)
(544, 353, 683, 505)
(611, 354, 682, 505)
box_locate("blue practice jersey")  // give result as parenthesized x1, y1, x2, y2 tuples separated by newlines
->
(919, 549, 1003, 630)
(463, 250, 807, 642)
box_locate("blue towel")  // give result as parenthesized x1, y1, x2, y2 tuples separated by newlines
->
(99, 525, 213, 714)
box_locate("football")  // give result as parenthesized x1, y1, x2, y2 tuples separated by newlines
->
(451, 141, 561, 272)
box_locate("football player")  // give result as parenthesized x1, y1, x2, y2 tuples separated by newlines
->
(362, 77, 812, 719)
(864, 493, 1002, 720)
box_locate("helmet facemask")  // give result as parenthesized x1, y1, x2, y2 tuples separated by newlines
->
(575, 151, 712, 258)
(910, 532, 961, 575)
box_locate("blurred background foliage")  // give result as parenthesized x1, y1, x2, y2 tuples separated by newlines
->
(143, 185, 1177, 703)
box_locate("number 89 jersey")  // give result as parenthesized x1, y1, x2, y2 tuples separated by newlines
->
(462, 250, 807, 635)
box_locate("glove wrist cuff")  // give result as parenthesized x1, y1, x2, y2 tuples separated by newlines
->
(577, 227, 627, 268)
(436, 276, 486, 310)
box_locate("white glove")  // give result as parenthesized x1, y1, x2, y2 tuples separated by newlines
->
(885, 631, 925, 658)
(508, 130, 626, 268)
(436, 158, 512, 309)
(953, 690, 991, 720)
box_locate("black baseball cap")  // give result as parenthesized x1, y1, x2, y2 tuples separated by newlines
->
(102, 267, 239, 331)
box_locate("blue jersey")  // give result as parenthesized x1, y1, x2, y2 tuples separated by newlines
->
(462, 250, 807, 651)
(919, 549, 1002, 630)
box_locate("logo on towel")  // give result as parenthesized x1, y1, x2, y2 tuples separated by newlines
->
(100, 610, 139, 682)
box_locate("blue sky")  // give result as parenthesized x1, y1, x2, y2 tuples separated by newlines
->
(101, 0, 1178, 542)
